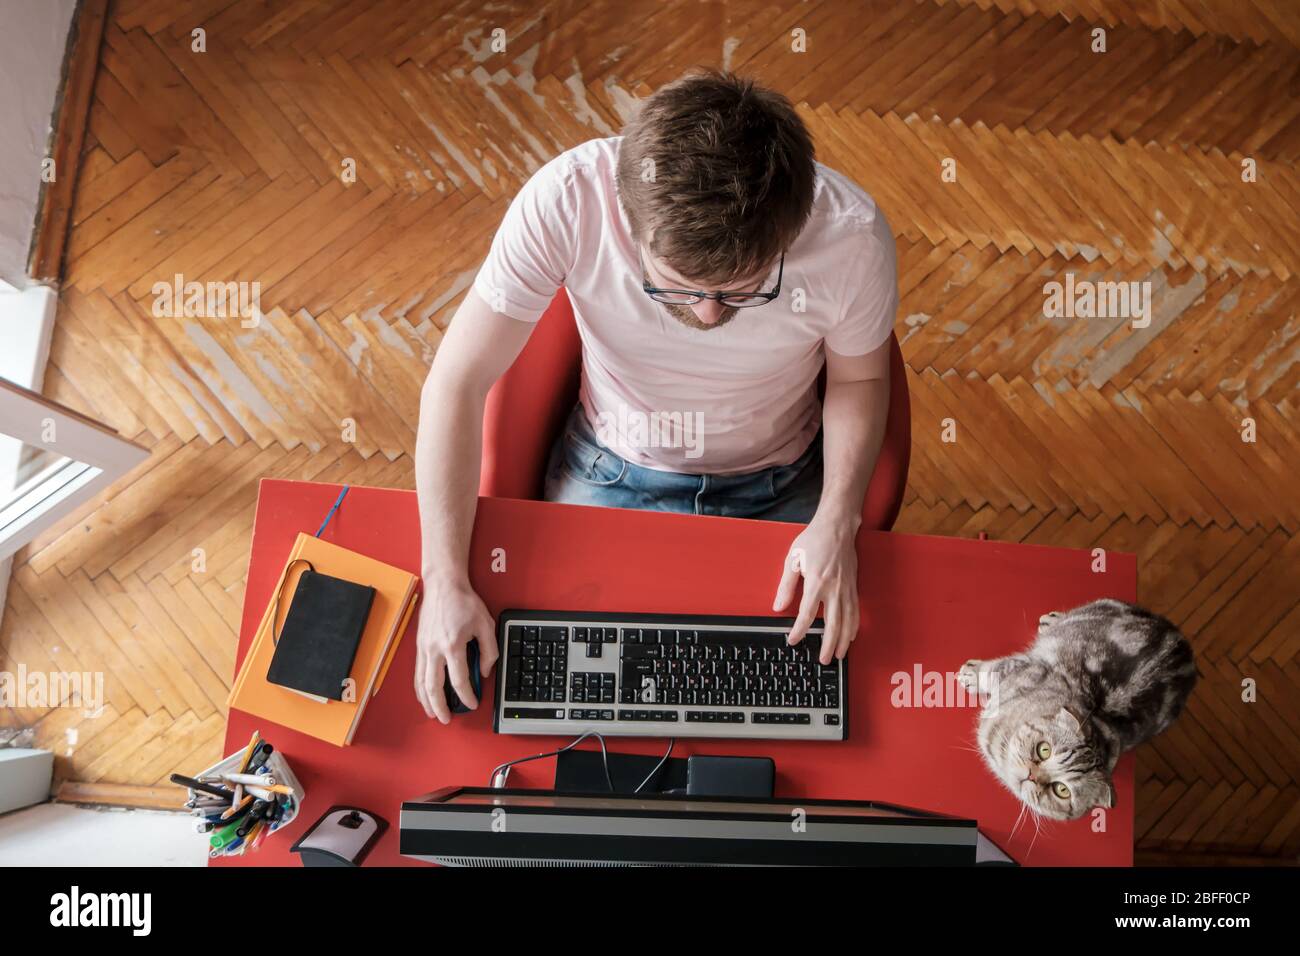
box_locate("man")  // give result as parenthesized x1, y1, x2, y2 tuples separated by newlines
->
(414, 71, 897, 723)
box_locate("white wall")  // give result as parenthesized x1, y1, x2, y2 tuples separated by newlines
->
(0, 803, 206, 866)
(0, 0, 77, 620)
(0, 0, 78, 287)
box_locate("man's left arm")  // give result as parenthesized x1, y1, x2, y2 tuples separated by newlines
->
(773, 341, 890, 664)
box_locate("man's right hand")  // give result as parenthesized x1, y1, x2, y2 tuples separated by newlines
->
(414, 577, 499, 724)
(411, 287, 532, 724)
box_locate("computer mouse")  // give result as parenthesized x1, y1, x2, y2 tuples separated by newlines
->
(444, 639, 482, 715)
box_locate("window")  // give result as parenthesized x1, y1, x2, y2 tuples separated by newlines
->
(0, 377, 148, 561)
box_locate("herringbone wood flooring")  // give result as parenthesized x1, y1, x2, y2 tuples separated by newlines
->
(3, 0, 1297, 863)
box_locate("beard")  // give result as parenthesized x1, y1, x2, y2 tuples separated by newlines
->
(661, 301, 740, 331)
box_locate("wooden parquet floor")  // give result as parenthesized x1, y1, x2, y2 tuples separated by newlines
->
(3, 0, 1298, 863)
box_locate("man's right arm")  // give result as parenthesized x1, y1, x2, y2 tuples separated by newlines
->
(413, 288, 534, 723)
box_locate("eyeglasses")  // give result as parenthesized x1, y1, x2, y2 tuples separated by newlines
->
(639, 246, 783, 308)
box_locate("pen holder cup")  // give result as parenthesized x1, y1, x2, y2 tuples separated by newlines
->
(189, 748, 305, 830)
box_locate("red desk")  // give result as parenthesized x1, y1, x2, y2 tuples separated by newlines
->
(218, 479, 1135, 867)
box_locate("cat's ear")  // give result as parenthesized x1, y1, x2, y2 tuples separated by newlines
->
(1055, 706, 1083, 731)
(1096, 784, 1115, 810)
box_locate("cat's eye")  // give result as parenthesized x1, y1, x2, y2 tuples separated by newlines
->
(1035, 741, 1052, 761)
(1052, 782, 1071, 800)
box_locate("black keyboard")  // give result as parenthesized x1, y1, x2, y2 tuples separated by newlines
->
(493, 610, 847, 741)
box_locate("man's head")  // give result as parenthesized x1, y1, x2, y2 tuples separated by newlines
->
(616, 70, 816, 328)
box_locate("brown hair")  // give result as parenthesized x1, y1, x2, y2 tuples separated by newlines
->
(615, 70, 815, 287)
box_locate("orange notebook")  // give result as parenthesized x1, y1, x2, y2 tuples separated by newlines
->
(229, 532, 419, 746)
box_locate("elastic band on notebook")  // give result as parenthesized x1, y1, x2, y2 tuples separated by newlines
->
(272, 558, 315, 646)
(315, 485, 350, 537)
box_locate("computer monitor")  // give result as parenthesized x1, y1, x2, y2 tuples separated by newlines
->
(400, 787, 980, 866)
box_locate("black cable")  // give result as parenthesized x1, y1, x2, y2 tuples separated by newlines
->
(634, 738, 675, 794)
(488, 732, 615, 792)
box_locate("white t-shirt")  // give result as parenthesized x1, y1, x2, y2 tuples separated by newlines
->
(473, 137, 897, 475)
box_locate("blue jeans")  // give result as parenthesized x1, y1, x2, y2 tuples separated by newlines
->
(543, 405, 823, 523)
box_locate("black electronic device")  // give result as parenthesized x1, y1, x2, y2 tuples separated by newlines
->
(445, 639, 482, 715)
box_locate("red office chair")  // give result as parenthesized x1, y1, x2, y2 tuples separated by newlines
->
(480, 289, 911, 530)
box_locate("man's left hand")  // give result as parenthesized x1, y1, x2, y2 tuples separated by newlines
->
(772, 516, 860, 664)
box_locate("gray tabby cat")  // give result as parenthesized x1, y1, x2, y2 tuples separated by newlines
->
(957, 599, 1196, 822)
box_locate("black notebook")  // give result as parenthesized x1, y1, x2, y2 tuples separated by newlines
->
(266, 569, 376, 701)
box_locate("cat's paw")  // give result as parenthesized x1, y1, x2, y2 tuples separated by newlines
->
(957, 660, 983, 692)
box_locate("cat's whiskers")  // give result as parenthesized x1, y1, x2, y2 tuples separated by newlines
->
(1010, 800, 1029, 840)
(1026, 811, 1045, 858)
